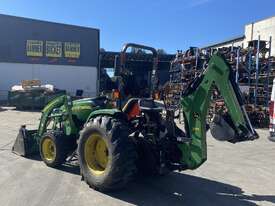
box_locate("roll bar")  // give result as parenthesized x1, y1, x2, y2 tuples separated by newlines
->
(119, 43, 159, 97)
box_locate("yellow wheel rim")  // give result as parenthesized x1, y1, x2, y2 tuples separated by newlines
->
(84, 133, 109, 175)
(42, 137, 56, 162)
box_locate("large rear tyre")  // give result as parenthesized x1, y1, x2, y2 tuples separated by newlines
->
(134, 138, 159, 176)
(78, 115, 137, 192)
(40, 131, 68, 168)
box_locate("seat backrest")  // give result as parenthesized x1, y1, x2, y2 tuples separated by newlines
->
(122, 98, 140, 120)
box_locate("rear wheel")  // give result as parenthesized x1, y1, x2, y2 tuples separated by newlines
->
(40, 131, 68, 168)
(78, 115, 137, 192)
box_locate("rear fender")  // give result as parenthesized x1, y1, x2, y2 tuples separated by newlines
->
(85, 109, 126, 124)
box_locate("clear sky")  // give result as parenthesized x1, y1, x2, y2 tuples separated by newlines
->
(1, 0, 275, 53)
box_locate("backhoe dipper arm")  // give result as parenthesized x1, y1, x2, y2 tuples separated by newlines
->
(179, 53, 258, 169)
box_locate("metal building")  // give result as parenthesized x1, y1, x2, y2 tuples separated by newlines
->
(0, 14, 99, 101)
(202, 15, 275, 55)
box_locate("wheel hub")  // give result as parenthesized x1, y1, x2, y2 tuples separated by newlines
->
(84, 134, 109, 175)
(42, 138, 56, 162)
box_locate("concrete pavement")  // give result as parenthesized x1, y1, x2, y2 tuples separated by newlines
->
(0, 108, 275, 206)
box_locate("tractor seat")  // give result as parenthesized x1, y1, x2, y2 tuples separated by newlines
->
(139, 98, 163, 112)
(122, 98, 139, 113)
(122, 98, 140, 120)
(122, 98, 163, 120)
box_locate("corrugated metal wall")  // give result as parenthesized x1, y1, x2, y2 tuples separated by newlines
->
(245, 16, 275, 56)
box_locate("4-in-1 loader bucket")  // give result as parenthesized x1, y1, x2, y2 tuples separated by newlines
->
(12, 125, 39, 157)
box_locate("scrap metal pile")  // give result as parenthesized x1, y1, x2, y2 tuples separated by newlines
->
(163, 47, 208, 111)
(164, 39, 274, 128)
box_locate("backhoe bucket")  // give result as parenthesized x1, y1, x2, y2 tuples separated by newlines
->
(210, 114, 236, 141)
(12, 126, 39, 157)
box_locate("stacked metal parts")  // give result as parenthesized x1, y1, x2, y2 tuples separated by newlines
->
(164, 37, 273, 128)
(163, 48, 209, 111)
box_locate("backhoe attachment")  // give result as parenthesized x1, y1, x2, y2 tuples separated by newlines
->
(179, 53, 258, 169)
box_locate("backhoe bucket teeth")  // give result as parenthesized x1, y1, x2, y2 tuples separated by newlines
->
(12, 126, 39, 157)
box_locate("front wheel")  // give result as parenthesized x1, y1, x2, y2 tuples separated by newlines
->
(40, 131, 67, 167)
(78, 115, 137, 192)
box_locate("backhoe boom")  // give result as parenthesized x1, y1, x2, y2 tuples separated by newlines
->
(179, 53, 258, 169)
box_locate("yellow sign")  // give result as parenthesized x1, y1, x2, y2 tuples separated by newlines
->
(26, 40, 43, 57)
(64, 42, 80, 58)
(46, 41, 62, 58)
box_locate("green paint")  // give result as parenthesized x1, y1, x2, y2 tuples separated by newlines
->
(31, 96, 112, 152)
(86, 108, 122, 123)
(179, 54, 255, 169)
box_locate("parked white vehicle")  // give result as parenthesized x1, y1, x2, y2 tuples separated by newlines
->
(269, 78, 275, 141)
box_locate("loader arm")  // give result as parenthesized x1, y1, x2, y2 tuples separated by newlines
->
(179, 53, 258, 169)
(13, 95, 76, 156)
(37, 95, 76, 137)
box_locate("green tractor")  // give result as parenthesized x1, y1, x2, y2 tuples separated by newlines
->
(13, 51, 258, 192)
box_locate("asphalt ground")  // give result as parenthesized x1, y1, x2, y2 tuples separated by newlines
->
(0, 108, 275, 206)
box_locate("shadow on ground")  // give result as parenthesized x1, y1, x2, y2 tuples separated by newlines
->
(11, 152, 275, 206)
(109, 172, 275, 206)
(26, 154, 80, 176)
(12, 108, 41, 113)
(0, 107, 6, 112)
(53, 162, 275, 206)
(0, 106, 41, 113)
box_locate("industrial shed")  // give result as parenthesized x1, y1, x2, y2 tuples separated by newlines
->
(202, 15, 275, 55)
(0, 14, 99, 101)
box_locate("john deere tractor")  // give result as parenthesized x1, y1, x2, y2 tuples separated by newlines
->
(13, 50, 258, 192)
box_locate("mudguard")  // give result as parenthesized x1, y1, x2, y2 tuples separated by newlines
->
(85, 108, 126, 123)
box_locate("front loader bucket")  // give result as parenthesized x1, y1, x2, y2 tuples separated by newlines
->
(12, 125, 39, 157)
